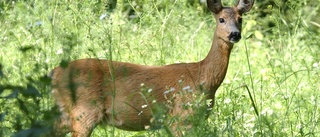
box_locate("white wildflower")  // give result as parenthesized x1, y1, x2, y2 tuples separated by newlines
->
(224, 98, 231, 104)
(158, 119, 163, 123)
(56, 49, 63, 55)
(144, 125, 150, 130)
(170, 87, 175, 92)
(296, 124, 302, 129)
(138, 111, 143, 115)
(99, 13, 108, 20)
(45, 58, 50, 63)
(141, 104, 148, 109)
(164, 90, 170, 94)
(164, 87, 175, 94)
(186, 102, 192, 107)
(182, 86, 190, 90)
(313, 62, 319, 68)
(152, 100, 157, 103)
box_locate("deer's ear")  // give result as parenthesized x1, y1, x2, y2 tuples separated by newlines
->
(236, 0, 254, 13)
(207, 0, 223, 14)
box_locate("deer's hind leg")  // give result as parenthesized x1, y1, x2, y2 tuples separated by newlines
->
(70, 104, 105, 137)
(52, 108, 72, 137)
(51, 88, 73, 136)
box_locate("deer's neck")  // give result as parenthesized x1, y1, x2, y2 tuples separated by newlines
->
(200, 34, 233, 95)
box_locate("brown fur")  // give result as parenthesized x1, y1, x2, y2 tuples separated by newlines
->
(51, 0, 254, 136)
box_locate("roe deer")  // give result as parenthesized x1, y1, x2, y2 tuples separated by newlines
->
(50, 0, 254, 136)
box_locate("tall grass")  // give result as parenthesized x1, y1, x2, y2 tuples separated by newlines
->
(0, 0, 319, 136)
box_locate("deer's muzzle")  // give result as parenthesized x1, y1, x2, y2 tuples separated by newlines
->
(229, 31, 241, 43)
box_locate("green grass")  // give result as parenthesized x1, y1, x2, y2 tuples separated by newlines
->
(0, 0, 319, 136)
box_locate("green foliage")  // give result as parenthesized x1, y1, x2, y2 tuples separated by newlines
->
(0, 0, 319, 136)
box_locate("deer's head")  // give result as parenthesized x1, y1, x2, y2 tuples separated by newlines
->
(207, 0, 254, 44)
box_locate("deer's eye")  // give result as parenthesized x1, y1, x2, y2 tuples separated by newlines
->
(238, 17, 243, 24)
(219, 18, 225, 23)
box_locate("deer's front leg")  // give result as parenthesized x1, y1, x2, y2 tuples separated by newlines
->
(169, 93, 195, 136)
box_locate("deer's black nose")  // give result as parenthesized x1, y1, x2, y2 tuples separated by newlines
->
(229, 31, 241, 43)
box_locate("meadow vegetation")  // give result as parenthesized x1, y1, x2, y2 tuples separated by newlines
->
(0, 0, 319, 136)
